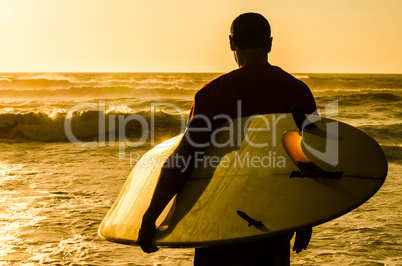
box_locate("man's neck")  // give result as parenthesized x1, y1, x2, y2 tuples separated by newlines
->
(235, 48, 269, 67)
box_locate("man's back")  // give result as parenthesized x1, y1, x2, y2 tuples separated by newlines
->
(190, 64, 316, 265)
(189, 64, 316, 128)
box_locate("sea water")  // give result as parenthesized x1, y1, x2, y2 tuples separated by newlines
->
(0, 72, 400, 265)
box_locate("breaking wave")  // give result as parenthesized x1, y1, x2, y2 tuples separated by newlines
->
(0, 110, 186, 143)
(0, 86, 198, 98)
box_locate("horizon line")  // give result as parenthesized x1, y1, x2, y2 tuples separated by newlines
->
(0, 71, 401, 75)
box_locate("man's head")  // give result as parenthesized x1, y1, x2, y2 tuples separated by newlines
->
(230, 13, 272, 52)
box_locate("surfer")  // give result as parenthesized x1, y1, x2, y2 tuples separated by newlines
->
(138, 12, 316, 265)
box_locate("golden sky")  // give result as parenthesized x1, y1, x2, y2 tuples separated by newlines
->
(0, 0, 401, 73)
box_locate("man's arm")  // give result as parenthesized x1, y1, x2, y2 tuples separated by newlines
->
(138, 119, 211, 253)
(137, 138, 193, 252)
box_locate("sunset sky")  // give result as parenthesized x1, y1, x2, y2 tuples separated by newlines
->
(0, 0, 401, 73)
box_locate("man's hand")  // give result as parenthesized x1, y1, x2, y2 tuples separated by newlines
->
(137, 217, 159, 253)
(293, 228, 312, 254)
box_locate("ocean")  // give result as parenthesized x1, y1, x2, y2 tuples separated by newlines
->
(0, 72, 400, 265)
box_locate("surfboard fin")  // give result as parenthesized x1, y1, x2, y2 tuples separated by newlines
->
(236, 211, 263, 228)
(290, 170, 344, 179)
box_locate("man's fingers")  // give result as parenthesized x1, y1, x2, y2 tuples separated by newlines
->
(293, 242, 306, 254)
(138, 242, 159, 253)
(293, 228, 312, 254)
(138, 218, 159, 254)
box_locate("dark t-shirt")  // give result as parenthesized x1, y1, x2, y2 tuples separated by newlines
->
(189, 64, 316, 131)
(188, 64, 316, 265)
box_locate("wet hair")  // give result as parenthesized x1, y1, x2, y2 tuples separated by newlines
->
(230, 13, 271, 50)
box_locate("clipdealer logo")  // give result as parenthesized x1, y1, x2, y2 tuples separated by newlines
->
(64, 99, 340, 168)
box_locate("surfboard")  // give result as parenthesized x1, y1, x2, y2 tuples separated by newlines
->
(98, 113, 387, 247)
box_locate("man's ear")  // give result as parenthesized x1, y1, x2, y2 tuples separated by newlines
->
(229, 35, 236, 51)
(267, 37, 273, 53)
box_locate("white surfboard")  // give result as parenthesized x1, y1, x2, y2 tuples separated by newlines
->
(98, 113, 387, 247)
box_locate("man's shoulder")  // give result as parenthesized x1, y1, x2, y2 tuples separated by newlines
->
(196, 65, 264, 92)
(195, 64, 310, 99)
(200, 68, 240, 87)
(221, 64, 302, 81)
(194, 71, 234, 97)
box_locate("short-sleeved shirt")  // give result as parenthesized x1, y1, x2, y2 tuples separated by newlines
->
(188, 64, 316, 131)
(189, 64, 316, 265)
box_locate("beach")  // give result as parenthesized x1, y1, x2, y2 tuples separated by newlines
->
(0, 72, 400, 265)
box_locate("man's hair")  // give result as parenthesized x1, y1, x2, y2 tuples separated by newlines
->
(230, 13, 271, 50)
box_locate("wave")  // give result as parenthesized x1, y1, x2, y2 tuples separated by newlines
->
(357, 123, 402, 144)
(0, 86, 198, 98)
(0, 78, 75, 90)
(0, 110, 186, 143)
(1, 110, 400, 166)
(312, 88, 402, 94)
(303, 73, 402, 90)
(381, 145, 402, 162)
(315, 92, 401, 105)
(2, 73, 401, 90)
(0, 73, 218, 91)
(293, 74, 310, 79)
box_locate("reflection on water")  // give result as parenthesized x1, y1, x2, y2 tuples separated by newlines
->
(0, 143, 400, 265)
(0, 73, 401, 265)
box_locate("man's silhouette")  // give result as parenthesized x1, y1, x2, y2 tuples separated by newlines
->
(138, 12, 315, 265)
